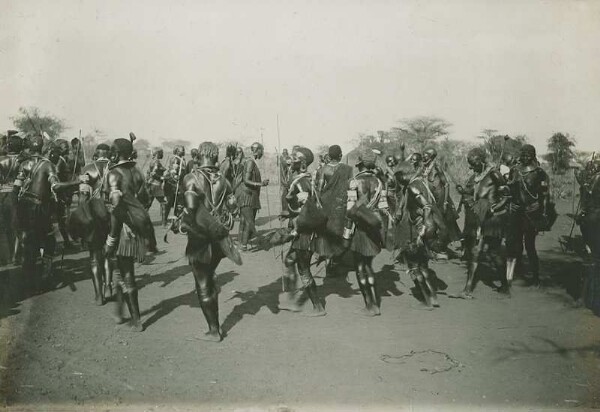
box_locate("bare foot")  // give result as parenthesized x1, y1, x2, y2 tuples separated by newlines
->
(356, 307, 379, 317)
(278, 294, 301, 312)
(197, 330, 223, 342)
(302, 306, 326, 317)
(128, 321, 144, 332)
(94, 295, 105, 306)
(410, 302, 434, 311)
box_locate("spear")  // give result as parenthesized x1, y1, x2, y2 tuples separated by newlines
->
(72, 129, 82, 180)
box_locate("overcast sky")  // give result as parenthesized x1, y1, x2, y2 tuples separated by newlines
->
(1, 0, 599, 154)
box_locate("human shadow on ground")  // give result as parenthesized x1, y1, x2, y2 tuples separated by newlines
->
(141, 270, 239, 330)
(137, 264, 192, 290)
(494, 336, 600, 363)
(536, 246, 588, 303)
(220, 277, 282, 335)
(0, 253, 90, 321)
(255, 214, 280, 227)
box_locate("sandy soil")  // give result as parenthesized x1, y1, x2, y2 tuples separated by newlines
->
(0, 188, 599, 412)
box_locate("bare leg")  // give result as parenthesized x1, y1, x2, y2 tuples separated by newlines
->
(191, 260, 222, 342)
(90, 250, 105, 305)
(116, 256, 143, 332)
(279, 250, 301, 312)
(104, 256, 113, 298)
(363, 256, 380, 315)
(423, 267, 439, 307)
(355, 255, 377, 316)
(297, 250, 325, 316)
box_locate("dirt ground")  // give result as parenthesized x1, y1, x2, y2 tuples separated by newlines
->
(0, 188, 599, 412)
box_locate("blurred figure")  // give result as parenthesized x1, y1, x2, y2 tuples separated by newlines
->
(163, 145, 186, 227)
(145, 148, 166, 218)
(0, 133, 24, 265)
(419, 147, 461, 253)
(278, 146, 326, 316)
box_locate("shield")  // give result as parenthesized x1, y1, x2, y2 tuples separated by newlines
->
(218, 236, 243, 266)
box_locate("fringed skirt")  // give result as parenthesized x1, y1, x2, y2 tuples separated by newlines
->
(147, 181, 164, 198)
(311, 233, 344, 258)
(116, 224, 146, 263)
(350, 228, 382, 257)
(235, 189, 261, 210)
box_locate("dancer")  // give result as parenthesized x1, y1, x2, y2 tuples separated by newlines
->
(236, 142, 269, 251)
(14, 136, 78, 287)
(145, 148, 166, 217)
(50, 139, 75, 249)
(576, 156, 600, 315)
(344, 150, 384, 316)
(450, 148, 510, 299)
(312, 145, 353, 273)
(394, 161, 446, 309)
(0, 133, 23, 265)
(420, 147, 461, 248)
(505, 144, 551, 287)
(71, 143, 113, 305)
(278, 146, 326, 316)
(163, 145, 186, 227)
(105, 137, 156, 331)
(180, 142, 240, 341)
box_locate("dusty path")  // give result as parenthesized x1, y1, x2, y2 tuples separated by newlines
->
(0, 193, 599, 411)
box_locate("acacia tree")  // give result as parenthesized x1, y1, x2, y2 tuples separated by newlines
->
(543, 132, 575, 174)
(477, 129, 526, 164)
(11, 107, 67, 139)
(392, 116, 452, 151)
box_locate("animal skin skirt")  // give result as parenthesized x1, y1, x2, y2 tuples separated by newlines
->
(116, 224, 146, 263)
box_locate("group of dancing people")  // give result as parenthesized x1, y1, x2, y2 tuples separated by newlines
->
(1, 129, 599, 342)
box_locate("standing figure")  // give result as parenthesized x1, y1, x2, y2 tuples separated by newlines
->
(505, 144, 551, 287)
(69, 138, 85, 179)
(0, 133, 24, 265)
(51, 139, 75, 249)
(70, 143, 113, 305)
(187, 148, 199, 175)
(450, 148, 509, 299)
(278, 147, 326, 316)
(456, 175, 478, 262)
(344, 151, 385, 316)
(312, 145, 354, 266)
(145, 148, 166, 217)
(233, 146, 245, 175)
(408, 153, 422, 172)
(236, 142, 269, 251)
(394, 161, 446, 309)
(576, 157, 600, 315)
(104, 138, 156, 332)
(14, 136, 78, 286)
(420, 147, 461, 247)
(181, 142, 239, 341)
(163, 145, 187, 227)
(279, 148, 291, 218)
(219, 145, 238, 187)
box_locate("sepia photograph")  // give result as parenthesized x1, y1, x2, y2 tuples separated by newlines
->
(1, 0, 599, 411)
